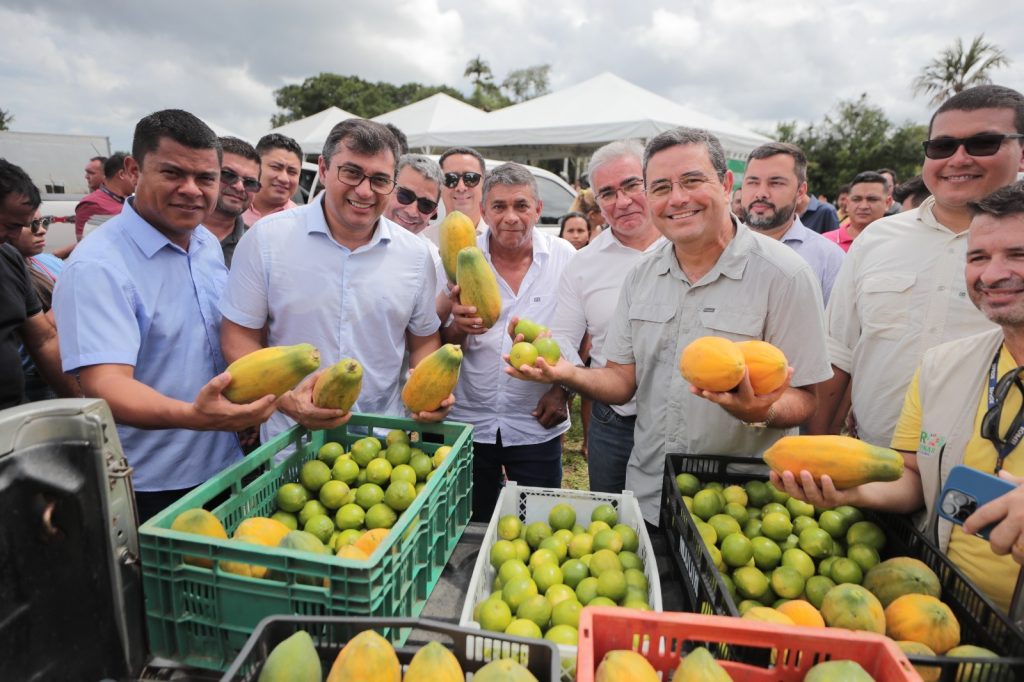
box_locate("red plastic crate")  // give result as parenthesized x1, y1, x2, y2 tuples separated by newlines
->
(577, 607, 920, 681)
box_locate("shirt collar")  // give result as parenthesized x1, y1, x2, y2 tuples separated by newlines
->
(779, 216, 811, 244)
(595, 227, 665, 254)
(805, 195, 822, 211)
(914, 195, 962, 235)
(655, 216, 749, 282)
(307, 192, 394, 250)
(123, 197, 209, 259)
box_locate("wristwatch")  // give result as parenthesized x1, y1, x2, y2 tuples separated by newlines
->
(743, 404, 776, 429)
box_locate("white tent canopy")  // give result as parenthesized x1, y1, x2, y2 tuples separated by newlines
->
(423, 72, 771, 161)
(372, 93, 486, 149)
(264, 105, 359, 156)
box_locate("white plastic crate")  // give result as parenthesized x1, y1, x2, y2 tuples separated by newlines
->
(459, 484, 663, 682)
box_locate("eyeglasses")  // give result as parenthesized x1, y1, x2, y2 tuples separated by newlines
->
(395, 186, 439, 215)
(29, 218, 51, 234)
(922, 133, 1024, 160)
(336, 165, 396, 195)
(220, 167, 261, 192)
(443, 171, 482, 189)
(980, 365, 1024, 473)
(595, 177, 645, 205)
(645, 174, 715, 199)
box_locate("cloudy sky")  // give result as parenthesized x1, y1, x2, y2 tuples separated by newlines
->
(0, 0, 1020, 152)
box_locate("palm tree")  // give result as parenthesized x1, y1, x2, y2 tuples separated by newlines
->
(912, 34, 1011, 106)
(463, 56, 493, 88)
(0, 108, 12, 131)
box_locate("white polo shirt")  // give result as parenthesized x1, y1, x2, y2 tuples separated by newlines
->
(549, 228, 665, 417)
(220, 195, 440, 441)
(448, 228, 576, 445)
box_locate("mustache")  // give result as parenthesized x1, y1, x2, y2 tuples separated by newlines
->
(976, 276, 1024, 293)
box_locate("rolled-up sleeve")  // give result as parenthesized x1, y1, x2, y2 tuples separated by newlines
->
(218, 227, 268, 329)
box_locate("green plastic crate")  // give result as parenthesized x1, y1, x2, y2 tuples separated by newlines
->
(139, 414, 473, 671)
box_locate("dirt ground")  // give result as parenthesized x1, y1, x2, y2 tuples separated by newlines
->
(561, 396, 589, 491)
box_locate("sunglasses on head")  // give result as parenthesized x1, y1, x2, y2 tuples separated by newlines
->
(29, 218, 51, 234)
(395, 186, 439, 214)
(220, 167, 261, 192)
(922, 133, 1024, 160)
(443, 171, 482, 189)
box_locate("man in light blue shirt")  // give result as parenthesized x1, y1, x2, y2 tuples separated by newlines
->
(53, 110, 277, 521)
(741, 142, 845, 304)
(220, 118, 448, 442)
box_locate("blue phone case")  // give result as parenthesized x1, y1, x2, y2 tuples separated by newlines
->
(937, 465, 1016, 539)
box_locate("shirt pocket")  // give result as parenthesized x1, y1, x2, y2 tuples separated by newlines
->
(628, 303, 677, 361)
(698, 309, 763, 341)
(860, 272, 916, 341)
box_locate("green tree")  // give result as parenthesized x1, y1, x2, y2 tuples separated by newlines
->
(0, 108, 12, 130)
(502, 65, 551, 103)
(774, 94, 927, 199)
(463, 55, 493, 89)
(912, 34, 1011, 106)
(270, 73, 467, 126)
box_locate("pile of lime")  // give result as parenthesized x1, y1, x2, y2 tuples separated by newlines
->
(268, 429, 451, 552)
(676, 473, 885, 614)
(474, 502, 650, 648)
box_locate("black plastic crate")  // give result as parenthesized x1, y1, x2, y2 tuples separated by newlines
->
(220, 615, 561, 682)
(661, 453, 1024, 682)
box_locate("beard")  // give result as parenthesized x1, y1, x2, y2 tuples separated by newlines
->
(745, 200, 796, 231)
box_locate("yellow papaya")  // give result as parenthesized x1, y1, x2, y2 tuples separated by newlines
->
(456, 246, 502, 329)
(945, 645, 1000, 682)
(233, 517, 292, 546)
(312, 357, 363, 411)
(735, 339, 788, 394)
(820, 583, 886, 634)
(221, 532, 275, 578)
(439, 210, 477, 283)
(763, 435, 904, 489)
(402, 344, 463, 413)
(672, 646, 731, 682)
(803, 660, 874, 681)
(863, 557, 941, 607)
(896, 641, 941, 682)
(404, 641, 464, 682)
(679, 336, 745, 392)
(326, 629, 401, 682)
(595, 650, 659, 682)
(258, 630, 321, 682)
(170, 508, 227, 568)
(224, 343, 320, 404)
(472, 658, 538, 681)
(885, 594, 960, 654)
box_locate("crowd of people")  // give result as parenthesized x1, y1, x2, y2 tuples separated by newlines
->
(1, 83, 1023, 614)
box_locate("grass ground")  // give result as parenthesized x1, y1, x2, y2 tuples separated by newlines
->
(562, 395, 589, 491)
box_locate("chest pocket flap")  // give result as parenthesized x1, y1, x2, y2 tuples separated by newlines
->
(629, 303, 676, 323)
(698, 309, 762, 339)
(863, 272, 916, 294)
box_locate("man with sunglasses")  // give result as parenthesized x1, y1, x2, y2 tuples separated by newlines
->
(221, 119, 449, 444)
(811, 85, 1024, 447)
(205, 137, 261, 268)
(0, 159, 79, 409)
(778, 182, 1024, 614)
(423, 147, 487, 246)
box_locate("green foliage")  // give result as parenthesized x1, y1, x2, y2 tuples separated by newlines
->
(912, 34, 1011, 107)
(271, 73, 467, 126)
(773, 94, 927, 199)
(502, 65, 551, 103)
(0, 108, 12, 131)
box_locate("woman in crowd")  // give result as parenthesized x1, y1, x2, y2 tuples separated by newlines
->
(569, 188, 604, 237)
(13, 212, 64, 400)
(558, 211, 592, 250)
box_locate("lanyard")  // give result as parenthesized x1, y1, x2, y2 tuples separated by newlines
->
(986, 349, 1024, 472)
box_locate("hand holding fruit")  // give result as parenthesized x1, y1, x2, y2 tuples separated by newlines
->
(277, 370, 351, 431)
(191, 371, 279, 431)
(963, 469, 1024, 565)
(409, 392, 455, 423)
(770, 469, 860, 510)
(692, 365, 793, 424)
(447, 285, 488, 336)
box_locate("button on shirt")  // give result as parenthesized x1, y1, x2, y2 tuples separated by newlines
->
(777, 217, 846, 305)
(53, 198, 240, 491)
(825, 196, 995, 447)
(604, 224, 832, 524)
(549, 228, 665, 417)
(220, 195, 440, 442)
(448, 228, 576, 445)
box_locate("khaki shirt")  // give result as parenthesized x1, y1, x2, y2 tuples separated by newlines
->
(825, 197, 995, 447)
(605, 222, 833, 524)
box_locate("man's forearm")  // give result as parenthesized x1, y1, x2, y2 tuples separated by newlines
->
(846, 469, 925, 514)
(766, 386, 817, 429)
(562, 364, 636, 406)
(83, 371, 196, 429)
(807, 366, 850, 434)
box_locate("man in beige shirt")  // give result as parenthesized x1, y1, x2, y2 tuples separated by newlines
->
(810, 85, 1024, 446)
(509, 128, 832, 524)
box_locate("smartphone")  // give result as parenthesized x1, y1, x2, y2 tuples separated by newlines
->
(938, 466, 1017, 539)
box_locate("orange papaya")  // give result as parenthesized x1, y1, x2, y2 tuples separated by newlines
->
(456, 247, 502, 329)
(224, 343, 320, 404)
(763, 435, 904, 489)
(402, 344, 462, 413)
(438, 210, 477, 283)
(312, 357, 362, 411)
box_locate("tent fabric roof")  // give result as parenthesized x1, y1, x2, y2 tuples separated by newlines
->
(265, 105, 359, 156)
(371, 93, 486, 148)
(422, 72, 771, 160)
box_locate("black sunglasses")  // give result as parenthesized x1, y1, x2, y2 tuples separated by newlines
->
(220, 167, 261, 192)
(922, 133, 1024, 160)
(980, 365, 1024, 473)
(395, 186, 439, 214)
(29, 218, 51, 234)
(443, 171, 482, 189)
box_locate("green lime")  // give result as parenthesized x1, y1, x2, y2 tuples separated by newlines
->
(692, 489, 724, 521)
(365, 502, 397, 529)
(751, 536, 783, 571)
(574, 576, 600, 605)
(676, 472, 701, 496)
(804, 575, 836, 609)
(539, 536, 568, 563)
(532, 563, 563, 594)
(545, 583, 576, 607)
(515, 594, 552, 629)
(770, 565, 806, 599)
(592, 528, 623, 553)
(528, 548, 559, 571)
(733, 566, 769, 600)
(618, 550, 642, 571)
(591, 503, 618, 526)
(389, 463, 418, 486)
(331, 457, 360, 485)
(303, 514, 335, 544)
(498, 515, 523, 541)
(334, 503, 364, 530)
(350, 438, 380, 467)
(818, 510, 850, 539)
(745, 480, 774, 507)
(792, 515, 819, 536)
(708, 514, 742, 542)
(271, 510, 298, 530)
(613, 523, 640, 553)
(818, 556, 839, 579)
(318, 480, 350, 510)
(365, 458, 393, 486)
(846, 521, 886, 551)
(761, 502, 790, 518)
(299, 459, 332, 493)
(477, 598, 513, 632)
(723, 485, 749, 506)
(548, 503, 577, 531)
(798, 527, 834, 559)
(560, 559, 589, 589)
(354, 483, 385, 510)
(568, 532, 594, 559)
(786, 497, 815, 518)
(721, 533, 754, 568)
(499, 558, 531, 584)
(298, 500, 328, 527)
(588, 549, 621, 577)
(743, 519, 764, 539)
(551, 598, 583, 628)
(829, 557, 864, 585)
(409, 452, 433, 481)
(596, 569, 627, 602)
(781, 548, 816, 580)
(385, 429, 409, 446)
(383, 480, 416, 511)
(846, 543, 881, 573)
(276, 482, 309, 513)
(544, 624, 579, 646)
(724, 502, 750, 525)
(318, 441, 345, 467)
(760, 512, 793, 542)
(525, 521, 553, 550)
(384, 441, 411, 467)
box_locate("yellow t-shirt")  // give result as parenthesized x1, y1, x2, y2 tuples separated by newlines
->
(891, 344, 1022, 614)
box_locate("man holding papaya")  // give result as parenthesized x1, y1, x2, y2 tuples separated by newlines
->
(810, 85, 1024, 445)
(507, 127, 831, 525)
(220, 118, 449, 444)
(52, 110, 277, 521)
(442, 162, 577, 521)
(777, 181, 1024, 614)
